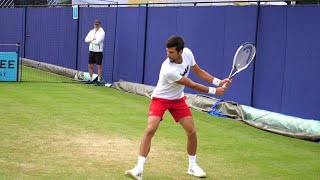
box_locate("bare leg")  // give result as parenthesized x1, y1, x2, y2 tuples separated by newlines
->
(97, 65, 102, 81)
(88, 64, 94, 80)
(179, 116, 206, 177)
(179, 116, 197, 155)
(139, 116, 161, 157)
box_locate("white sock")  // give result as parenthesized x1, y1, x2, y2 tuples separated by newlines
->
(90, 76, 93, 81)
(189, 155, 196, 168)
(137, 156, 146, 171)
(98, 76, 101, 82)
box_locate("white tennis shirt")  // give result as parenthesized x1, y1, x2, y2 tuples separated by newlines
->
(151, 48, 196, 100)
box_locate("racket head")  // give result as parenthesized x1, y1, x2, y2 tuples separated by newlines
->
(229, 42, 256, 78)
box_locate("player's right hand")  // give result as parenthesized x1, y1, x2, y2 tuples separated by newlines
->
(221, 78, 232, 88)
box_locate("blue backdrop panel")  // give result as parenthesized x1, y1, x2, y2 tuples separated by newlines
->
(253, 7, 287, 112)
(25, 8, 77, 69)
(144, 7, 179, 86)
(144, 7, 226, 87)
(174, 7, 225, 95)
(222, 6, 258, 105)
(0, 8, 25, 56)
(281, 6, 320, 119)
(77, 7, 117, 83)
(145, 6, 257, 105)
(112, 7, 146, 83)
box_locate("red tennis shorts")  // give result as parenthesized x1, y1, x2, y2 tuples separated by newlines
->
(148, 96, 192, 122)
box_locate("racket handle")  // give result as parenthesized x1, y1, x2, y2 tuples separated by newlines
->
(222, 78, 232, 88)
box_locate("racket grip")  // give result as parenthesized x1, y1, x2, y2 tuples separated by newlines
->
(222, 78, 232, 88)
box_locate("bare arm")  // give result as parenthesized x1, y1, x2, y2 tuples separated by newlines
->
(191, 64, 232, 87)
(176, 76, 226, 96)
(191, 64, 215, 83)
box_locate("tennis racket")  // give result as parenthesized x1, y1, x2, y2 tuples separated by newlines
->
(223, 42, 256, 87)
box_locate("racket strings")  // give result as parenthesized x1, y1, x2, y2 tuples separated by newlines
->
(234, 45, 255, 70)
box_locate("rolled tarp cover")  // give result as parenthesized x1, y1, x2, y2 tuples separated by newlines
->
(112, 81, 320, 142)
(242, 105, 320, 141)
(22, 58, 82, 79)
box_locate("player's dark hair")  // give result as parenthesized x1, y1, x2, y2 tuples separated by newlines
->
(166, 35, 184, 52)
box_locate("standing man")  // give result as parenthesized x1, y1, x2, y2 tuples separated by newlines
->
(125, 35, 232, 180)
(85, 20, 105, 86)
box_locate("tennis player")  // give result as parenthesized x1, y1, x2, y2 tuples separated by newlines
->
(125, 35, 232, 180)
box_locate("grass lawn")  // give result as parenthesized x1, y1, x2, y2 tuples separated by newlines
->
(0, 67, 319, 179)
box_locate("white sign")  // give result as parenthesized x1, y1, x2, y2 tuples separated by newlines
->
(72, 5, 78, 19)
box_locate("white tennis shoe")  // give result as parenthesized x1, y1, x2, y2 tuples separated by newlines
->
(125, 166, 143, 180)
(187, 164, 207, 178)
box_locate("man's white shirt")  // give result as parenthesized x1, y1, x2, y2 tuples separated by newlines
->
(151, 48, 196, 100)
(85, 27, 105, 52)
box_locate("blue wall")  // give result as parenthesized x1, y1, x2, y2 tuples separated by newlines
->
(113, 7, 146, 84)
(254, 6, 287, 113)
(0, 5, 319, 120)
(254, 6, 320, 119)
(0, 8, 25, 55)
(25, 8, 77, 69)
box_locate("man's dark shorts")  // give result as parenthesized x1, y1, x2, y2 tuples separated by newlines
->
(89, 51, 103, 65)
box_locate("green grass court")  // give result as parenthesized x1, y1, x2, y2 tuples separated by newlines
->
(0, 67, 319, 179)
